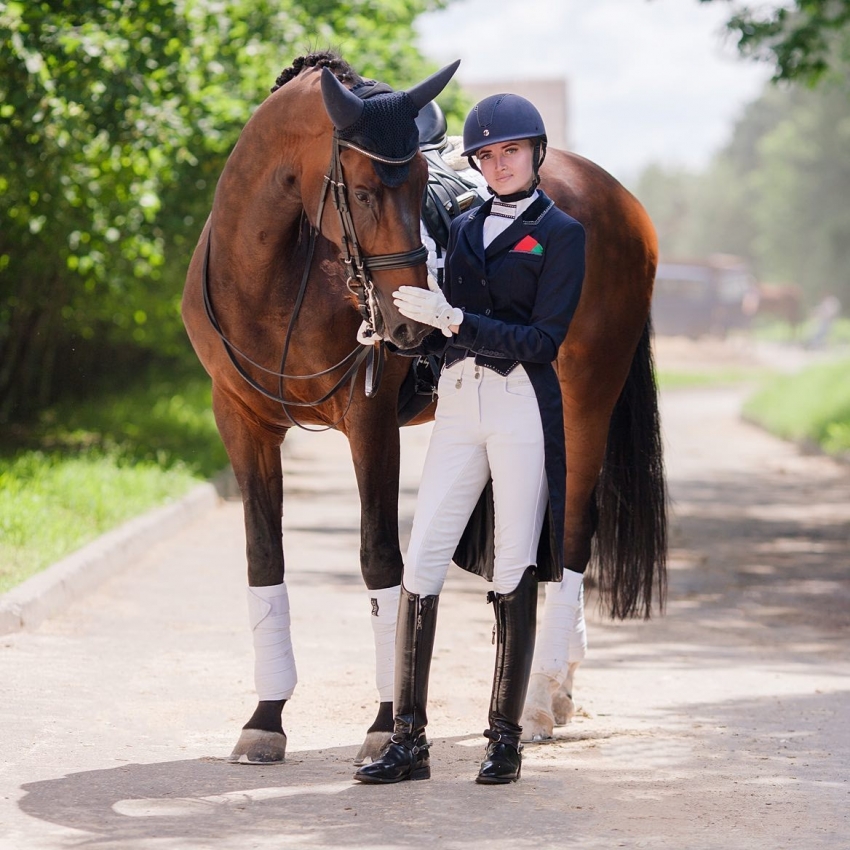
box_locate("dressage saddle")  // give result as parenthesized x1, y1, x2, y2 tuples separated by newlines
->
(417, 102, 484, 261)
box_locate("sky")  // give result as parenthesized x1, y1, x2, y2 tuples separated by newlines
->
(416, 0, 776, 184)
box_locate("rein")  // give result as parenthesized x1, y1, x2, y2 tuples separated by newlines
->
(201, 130, 429, 430)
(201, 231, 369, 432)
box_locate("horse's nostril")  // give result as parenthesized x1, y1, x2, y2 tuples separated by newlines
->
(391, 322, 429, 349)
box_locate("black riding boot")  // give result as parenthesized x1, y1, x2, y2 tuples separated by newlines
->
(354, 586, 439, 784)
(476, 567, 538, 784)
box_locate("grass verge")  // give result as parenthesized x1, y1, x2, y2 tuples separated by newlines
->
(656, 366, 772, 390)
(0, 366, 228, 595)
(743, 357, 850, 459)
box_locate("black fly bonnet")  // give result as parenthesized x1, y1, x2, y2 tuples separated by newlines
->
(337, 83, 418, 186)
(321, 61, 460, 187)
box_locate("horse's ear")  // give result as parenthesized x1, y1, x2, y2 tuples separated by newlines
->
(321, 68, 365, 130)
(405, 60, 461, 113)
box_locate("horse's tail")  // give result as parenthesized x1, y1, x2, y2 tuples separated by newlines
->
(592, 318, 668, 619)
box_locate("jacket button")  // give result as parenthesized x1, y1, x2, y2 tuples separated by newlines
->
(457, 276, 463, 285)
(480, 278, 486, 286)
(485, 308, 491, 316)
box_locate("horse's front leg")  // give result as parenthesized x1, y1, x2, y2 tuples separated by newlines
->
(343, 397, 405, 764)
(212, 389, 292, 764)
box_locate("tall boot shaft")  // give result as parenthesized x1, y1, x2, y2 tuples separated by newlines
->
(477, 567, 537, 785)
(488, 566, 538, 738)
(394, 585, 439, 737)
(354, 586, 438, 784)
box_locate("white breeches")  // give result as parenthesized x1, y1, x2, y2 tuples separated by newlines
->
(404, 360, 548, 596)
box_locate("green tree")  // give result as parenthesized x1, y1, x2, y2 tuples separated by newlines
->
(636, 156, 760, 263)
(0, 0, 453, 422)
(637, 72, 850, 309)
(748, 78, 850, 301)
(633, 164, 700, 258)
(699, 0, 850, 84)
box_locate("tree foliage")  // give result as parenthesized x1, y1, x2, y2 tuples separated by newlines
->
(699, 0, 850, 83)
(0, 0, 453, 422)
(635, 71, 850, 310)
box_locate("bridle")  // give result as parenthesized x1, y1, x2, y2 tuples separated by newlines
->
(324, 131, 428, 336)
(202, 129, 428, 431)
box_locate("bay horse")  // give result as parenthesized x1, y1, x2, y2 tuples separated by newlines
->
(182, 52, 666, 764)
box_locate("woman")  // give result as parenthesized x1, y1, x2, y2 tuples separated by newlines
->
(354, 93, 586, 785)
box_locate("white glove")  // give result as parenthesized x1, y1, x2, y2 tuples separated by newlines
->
(356, 320, 382, 346)
(393, 282, 463, 338)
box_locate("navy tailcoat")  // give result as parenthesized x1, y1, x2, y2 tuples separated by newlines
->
(405, 190, 585, 582)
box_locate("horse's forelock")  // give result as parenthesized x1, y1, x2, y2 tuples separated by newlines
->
(271, 51, 361, 94)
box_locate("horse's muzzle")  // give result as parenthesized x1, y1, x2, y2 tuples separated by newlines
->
(386, 320, 433, 350)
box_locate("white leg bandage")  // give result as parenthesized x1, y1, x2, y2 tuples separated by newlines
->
(532, 569, 587, 681)
(369, 585, 400, 702)
(247, 582, 297, 701)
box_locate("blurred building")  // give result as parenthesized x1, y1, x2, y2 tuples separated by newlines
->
(652, 254, 760, 338)
(461, 79, 569, 151)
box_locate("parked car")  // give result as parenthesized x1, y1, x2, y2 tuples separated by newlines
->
(652, 255, 760, 338)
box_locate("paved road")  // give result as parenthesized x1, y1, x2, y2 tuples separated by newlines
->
(1, 379, 848, 849)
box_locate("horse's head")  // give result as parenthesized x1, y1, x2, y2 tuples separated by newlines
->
(317, 61, 460, 349)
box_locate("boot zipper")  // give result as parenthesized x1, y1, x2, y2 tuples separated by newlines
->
(413, 595, 421, 734)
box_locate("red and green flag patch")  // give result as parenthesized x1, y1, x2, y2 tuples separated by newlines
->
(512, 235, 543, 255)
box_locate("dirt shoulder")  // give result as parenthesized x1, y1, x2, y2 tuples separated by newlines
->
(0, 338, 848, 850)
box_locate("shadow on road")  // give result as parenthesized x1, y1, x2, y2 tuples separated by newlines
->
(18, 686, 846, 850)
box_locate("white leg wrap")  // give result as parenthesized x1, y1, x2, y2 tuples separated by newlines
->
(369, 585, 400, 702)
(247, 582, 297, 701)
(532, 569, 587, 681)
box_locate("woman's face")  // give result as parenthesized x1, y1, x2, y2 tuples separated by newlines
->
(476, 138, 534, 196)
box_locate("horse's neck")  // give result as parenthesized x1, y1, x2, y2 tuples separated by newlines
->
(217, 78, 323, 225)
(211, 88, 325, 297)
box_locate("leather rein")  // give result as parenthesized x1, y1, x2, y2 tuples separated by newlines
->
(201, 131, 427, 431)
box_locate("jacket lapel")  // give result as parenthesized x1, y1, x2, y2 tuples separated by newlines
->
(457, 197, 491, 273)
(483, 192, 553, 259)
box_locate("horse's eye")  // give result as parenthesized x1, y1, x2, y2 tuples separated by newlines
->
(354, 190, 371, 206)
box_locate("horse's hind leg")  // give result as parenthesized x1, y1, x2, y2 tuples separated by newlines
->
(212, 388, 291, 764)
(342, 400, 405, 764)
(522, 574, 588, 742)
(521, 401, 611, 743)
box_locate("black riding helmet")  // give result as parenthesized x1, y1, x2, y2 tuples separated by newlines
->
(462, 93, 547, 200)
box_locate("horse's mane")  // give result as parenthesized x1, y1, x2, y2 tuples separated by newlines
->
(271, 51, 362, 93)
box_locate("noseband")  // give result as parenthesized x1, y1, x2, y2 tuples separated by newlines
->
(318, 130, 428, 337)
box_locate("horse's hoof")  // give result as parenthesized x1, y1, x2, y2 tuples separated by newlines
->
(227, 728, 287, 764)
(520, 672, 559, 742)
(520, 705, 556, 743)
(552, 662, 581, 726)
(353, 730, 393, 766)
(552, 690, 577, 727)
